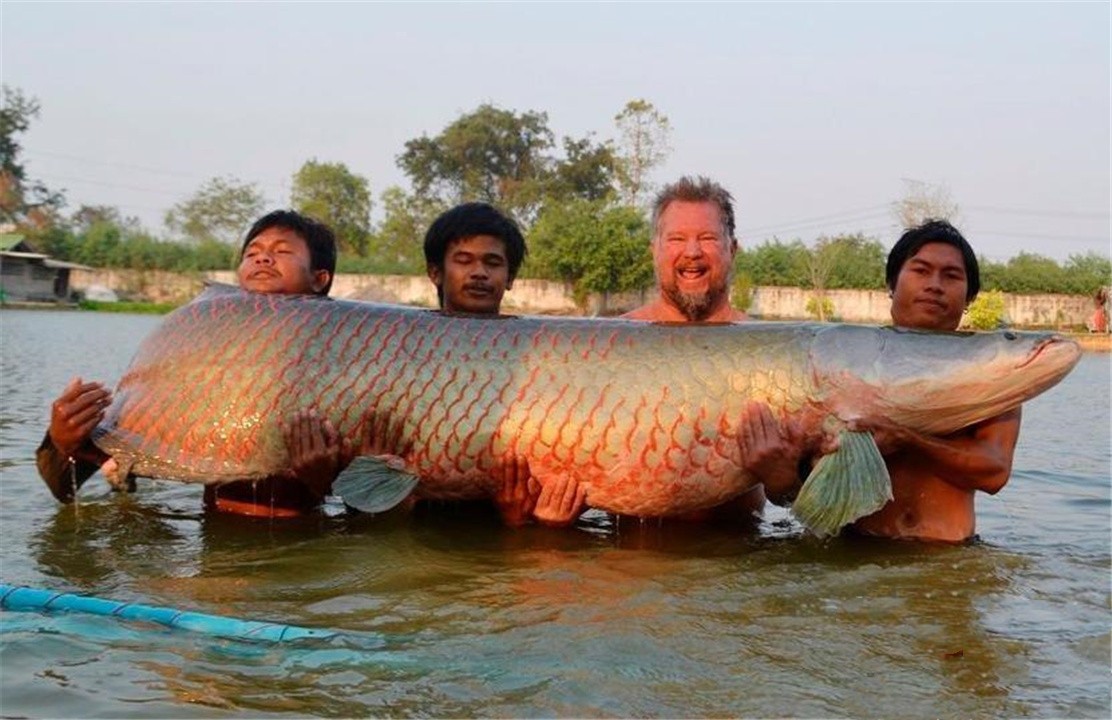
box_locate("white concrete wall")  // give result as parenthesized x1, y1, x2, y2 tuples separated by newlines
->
(68, 268, 1096, 328)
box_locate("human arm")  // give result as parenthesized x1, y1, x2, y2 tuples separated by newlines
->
(36, 378, 114, 502)
(851, 407, 1022, 495)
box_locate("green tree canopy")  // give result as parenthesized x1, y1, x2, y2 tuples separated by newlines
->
(1061, 252, 1112, 295)
(549, 135, 618, 203)
(529, 198, 653, 310)
(290, 159, 372, 257)
(989, 252, 1068, 294)
(819, 233, 887, 289)
(398, 104, 554, 224)
(164, 176, 265, 245)
(737, 238, 810, 287)
(360, 186, 442, 275)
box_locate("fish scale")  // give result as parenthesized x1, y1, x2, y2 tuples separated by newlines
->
(92, 284, 1081, 522)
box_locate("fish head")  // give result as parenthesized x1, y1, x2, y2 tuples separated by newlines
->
(810, 325, 1082, 434)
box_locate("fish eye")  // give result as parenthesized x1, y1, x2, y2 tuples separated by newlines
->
(1004, 331, 1017, 340)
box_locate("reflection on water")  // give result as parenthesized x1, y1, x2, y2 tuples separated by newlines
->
(1, 310, 1109, 718)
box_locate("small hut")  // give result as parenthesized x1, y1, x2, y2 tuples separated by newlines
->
(0, 234, 92, 303)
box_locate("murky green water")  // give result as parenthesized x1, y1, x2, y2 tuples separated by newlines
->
(1, 309, 1109, 718)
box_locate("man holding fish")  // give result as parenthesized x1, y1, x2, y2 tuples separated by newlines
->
(35, 188, 1038, 542)
(36, 209, 346, 517)
(739, 219, 1023, 542)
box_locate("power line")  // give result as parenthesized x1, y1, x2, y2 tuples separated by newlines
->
(37, 173, 191, 197)
(25, 148, 201, 179)
(975, 229, 1109, 244)
(739, 204, 891, 235)
(965, 205, 1109, 220)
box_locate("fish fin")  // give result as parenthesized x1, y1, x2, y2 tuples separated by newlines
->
(105, 457, 137, 493)
(332, 456, 419, 514)
(791, 430, 893, 538)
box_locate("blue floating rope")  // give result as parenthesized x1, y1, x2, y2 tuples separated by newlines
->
(0, 584, 337, 642)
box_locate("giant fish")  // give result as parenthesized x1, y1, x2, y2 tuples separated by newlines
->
(92, 284, 1080, 535)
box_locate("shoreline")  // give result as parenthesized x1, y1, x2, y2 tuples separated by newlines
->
(5, 301, 1110, 352)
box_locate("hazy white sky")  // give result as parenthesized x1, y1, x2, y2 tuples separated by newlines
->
(3, 1, 1108, 262)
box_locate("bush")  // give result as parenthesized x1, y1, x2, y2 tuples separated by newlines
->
(964, 290, 1007, 330)
(805, 295, 836, 321)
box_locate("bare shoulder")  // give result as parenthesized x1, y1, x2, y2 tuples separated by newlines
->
(620, 304, 657, 321)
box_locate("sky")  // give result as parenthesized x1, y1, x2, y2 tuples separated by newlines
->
(2, 1, 1108, 263)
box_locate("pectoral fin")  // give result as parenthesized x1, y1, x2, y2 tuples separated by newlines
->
(105, 457, 137, 494)
(333, 456, 420, 514)
(791, 430, 893, 538)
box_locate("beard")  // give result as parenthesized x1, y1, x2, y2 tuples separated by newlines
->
(661, 284, 731, 321)
(658, 264, 734, 321)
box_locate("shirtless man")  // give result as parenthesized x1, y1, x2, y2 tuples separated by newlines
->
(515, 176, 793, 527)
(753, 219, 1021, 541)
(37, 210, 346, 518)
(414, 201, 580, 527)
(623, 175, 803, 521)
(849, 220, 1020, 541)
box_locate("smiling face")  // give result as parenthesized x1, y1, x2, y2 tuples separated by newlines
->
(652, 201, 737, 321)
(427, 234, 512, 314)
(890, 242, 969, 331)
(236, 226, 330, 295)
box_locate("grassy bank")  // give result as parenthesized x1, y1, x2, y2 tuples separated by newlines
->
(78, 300, 180, 314)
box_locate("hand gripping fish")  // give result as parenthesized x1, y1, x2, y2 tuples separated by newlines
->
(91, 284, 1081, 535)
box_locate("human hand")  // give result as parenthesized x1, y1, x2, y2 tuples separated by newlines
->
(358, 410, 411, 459)
(492, 455, 539, 527)
(48, 377, 112, 457)
(737, 401, 804, 504)
(281, 408, 350, 499)
(845, 417, 911, 456)
(532, 474, 586, 527)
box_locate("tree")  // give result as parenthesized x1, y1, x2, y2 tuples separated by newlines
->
(71, 204, 141, 234)
(893, 179, 960, 229)
(164, 176, 265, 245)
(530, 198, 653, 312)
(549, 135, 618, 203)
(820, 233, 887, 289)
(290, 159, 372, 256)
(1, 85, 65, 227)
(738, 238, 810, 287)
(613, 99, 672, 208)
(992, 252, 1068, 294)
(805, 237, 845, 321)
(363, 186, 441, 274)
(398, 104, 554, 224)
(1062, 252, 1112, 295)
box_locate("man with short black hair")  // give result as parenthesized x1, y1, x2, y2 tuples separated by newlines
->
(37, 209, 346, 517)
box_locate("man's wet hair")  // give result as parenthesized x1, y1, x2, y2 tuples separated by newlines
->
(241, 210, 337, 295)
(650, 176, 737, 243)
(886, 219, 980, 302)
(423, 202, 527, 306)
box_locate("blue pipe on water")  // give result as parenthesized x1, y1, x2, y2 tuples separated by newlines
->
(0, 584, 337, 642)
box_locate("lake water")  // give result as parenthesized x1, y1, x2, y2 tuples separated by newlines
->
(1, 309, 1109, 719)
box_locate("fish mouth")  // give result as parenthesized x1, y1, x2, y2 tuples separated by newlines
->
(1015, 336, 1069, 369)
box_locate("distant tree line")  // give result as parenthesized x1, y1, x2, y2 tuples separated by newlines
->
(3, 85, 1109, 301)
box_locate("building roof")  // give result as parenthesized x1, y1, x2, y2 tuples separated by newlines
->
(0, 249, 93, 271)
(0, 233, 32, 253)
